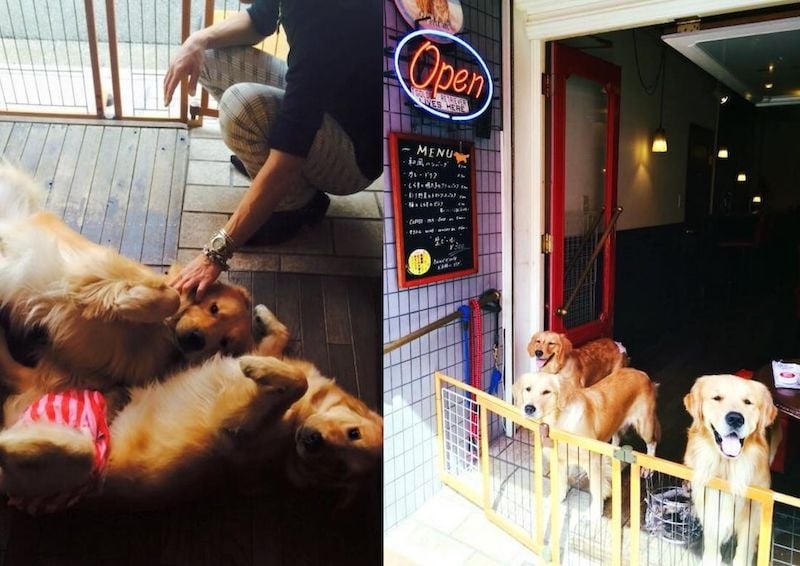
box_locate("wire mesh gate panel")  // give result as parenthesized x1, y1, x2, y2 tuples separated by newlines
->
(435, 372, 800, 566)
(0, 0, 191, 119)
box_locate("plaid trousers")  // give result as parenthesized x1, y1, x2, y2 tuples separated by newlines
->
(199, 46, 371, 211)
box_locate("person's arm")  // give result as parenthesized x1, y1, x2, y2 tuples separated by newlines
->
(163, 10, 267, 106)
(167, 150, 305, 299)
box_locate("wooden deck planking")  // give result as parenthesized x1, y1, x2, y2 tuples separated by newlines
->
(61, 125, 103, 232)
(322, 276, 353, 345)
(298, 275, 331, 375)
(162, 131, 189, 265)
(251, 271, 277, 314)
(45, 125, 85, 218)
(33, 124, 68, 192)
(140, 129, 178, 265)
(80, 126, 123, 244)
(120, 128, 159, 261)
(2, 123, 31, 163)
(349, 277, 380, 408)
(18, 122, 48, 174)
(99, 127, 141, 252)
(0, 122, 14, 155)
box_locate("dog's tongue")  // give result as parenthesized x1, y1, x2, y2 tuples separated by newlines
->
(721, 433, 742, 458)
(536, 358, 547, 369)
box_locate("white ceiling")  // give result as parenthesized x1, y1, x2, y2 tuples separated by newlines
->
(663, 16, 800, 106)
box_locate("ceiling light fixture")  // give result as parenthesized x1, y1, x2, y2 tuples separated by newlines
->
(717, 146, 729, 159)
(652, 52, 668, 153)
(719, 95, 729, 104)
(768, 63, 775, 73)
(765, 82, 774, 89)
(737, 172, 747, 182)
(752, 195, 762, 203)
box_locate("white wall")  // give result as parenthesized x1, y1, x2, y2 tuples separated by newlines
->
(584, 29, 719, 230)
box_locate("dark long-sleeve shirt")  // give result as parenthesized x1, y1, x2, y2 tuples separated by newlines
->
(247, 0, 382, 181)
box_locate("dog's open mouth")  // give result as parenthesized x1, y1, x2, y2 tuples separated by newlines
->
(535, 354, 554, 369)
(711, 425, 744, 458)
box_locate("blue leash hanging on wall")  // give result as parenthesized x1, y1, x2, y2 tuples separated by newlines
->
(485, 296, 503, 395)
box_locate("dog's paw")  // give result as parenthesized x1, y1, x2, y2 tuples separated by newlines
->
(252, 304, 276, 340)
(239, 355, 266, 381)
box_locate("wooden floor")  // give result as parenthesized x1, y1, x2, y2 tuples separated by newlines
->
(0, 119, 382, 566)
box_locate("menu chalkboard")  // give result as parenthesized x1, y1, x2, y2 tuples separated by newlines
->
(389, 133, 478, 288)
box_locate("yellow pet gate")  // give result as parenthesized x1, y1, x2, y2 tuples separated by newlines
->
(435, 372, 800, 565)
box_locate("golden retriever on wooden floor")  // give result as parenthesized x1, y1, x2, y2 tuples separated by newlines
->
(513, 368, 660, 517)
(0, 163, 254, 387)
(0, 306, 382, 509)
(683, 375, 777, 566)
(527, 331, 627, 387)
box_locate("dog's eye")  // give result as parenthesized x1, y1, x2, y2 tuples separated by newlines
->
(525, 386, 532, 392)
(743, 399, 752, 405)
(210, 303, 219, 315)
(547, 342, 555, 346)
(713, 395, 722, 401)
(542, 390, 551, 395)
(347, 428, 361, 441)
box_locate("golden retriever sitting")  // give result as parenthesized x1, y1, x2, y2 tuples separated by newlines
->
(0, 164, 254, 386)
(683, 375, 777, 566)
(527, 331, 627, 387)
(513, 369, 660, 517)
(0, 306, 382, 509)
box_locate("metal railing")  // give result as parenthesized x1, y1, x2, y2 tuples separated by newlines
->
(382, 289, 501, 354)
(556, 206, 622, 317)
(0, 1, 287, 124)
(435, 371, 800, 565)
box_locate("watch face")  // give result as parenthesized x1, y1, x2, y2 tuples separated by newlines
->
(210, 234, 226, 252)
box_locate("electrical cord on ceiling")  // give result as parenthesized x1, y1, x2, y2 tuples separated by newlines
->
(633, 29, 666, 96)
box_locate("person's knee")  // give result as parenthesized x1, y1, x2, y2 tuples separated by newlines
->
(219, 84, 276, 146)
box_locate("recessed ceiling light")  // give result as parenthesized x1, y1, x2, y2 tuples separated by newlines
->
(765, 82, 774, 89)
(768, 63, 775, 73)
(719, 95, 729, 105)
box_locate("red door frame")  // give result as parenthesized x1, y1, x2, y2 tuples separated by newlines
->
(547, 42, 621, 345)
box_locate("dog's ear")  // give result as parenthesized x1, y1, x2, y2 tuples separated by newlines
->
(554, 375, 571, 411)
(512, 375, 524, 405)
(757, 382, 778, 431)
(527, 333, 540, 357)
(555, 334, 571, 368)
(684, 379, 704, 423)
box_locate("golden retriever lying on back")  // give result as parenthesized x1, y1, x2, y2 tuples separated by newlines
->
(683, 375, 777, 566)
(0, 306, 382, 508)
(513, 369, 660, 517)
(527, 331, 627, 387)
(0, 164, 254, 386)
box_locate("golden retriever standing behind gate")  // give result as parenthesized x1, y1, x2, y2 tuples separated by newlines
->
(683, 375, 777, 566)
(527, 330, 627, 387)
(514, 368, 660, 517)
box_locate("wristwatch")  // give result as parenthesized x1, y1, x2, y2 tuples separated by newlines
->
(203, 229, 235, 271)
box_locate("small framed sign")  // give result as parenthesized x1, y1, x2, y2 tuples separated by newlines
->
(389, 132, 478, 288)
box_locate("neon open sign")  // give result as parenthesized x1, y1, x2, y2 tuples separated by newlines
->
(394, 29, 493, 121)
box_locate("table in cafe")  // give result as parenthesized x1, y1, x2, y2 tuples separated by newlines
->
(753, 362, 800, 472)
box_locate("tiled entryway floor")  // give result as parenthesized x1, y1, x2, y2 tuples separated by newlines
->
(384, 487, 538, 566)
(183, 120, 383, 277)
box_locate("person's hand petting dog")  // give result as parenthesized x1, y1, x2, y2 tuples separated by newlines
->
(167, 254, 222, 301)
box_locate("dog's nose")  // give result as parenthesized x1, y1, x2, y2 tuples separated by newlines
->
(300, 428, 323, 452)
(178, 330, 206, 352)
(534, 349, 543, 358)
(524, 404, 535, 416)
(725, 411, 745, 429)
